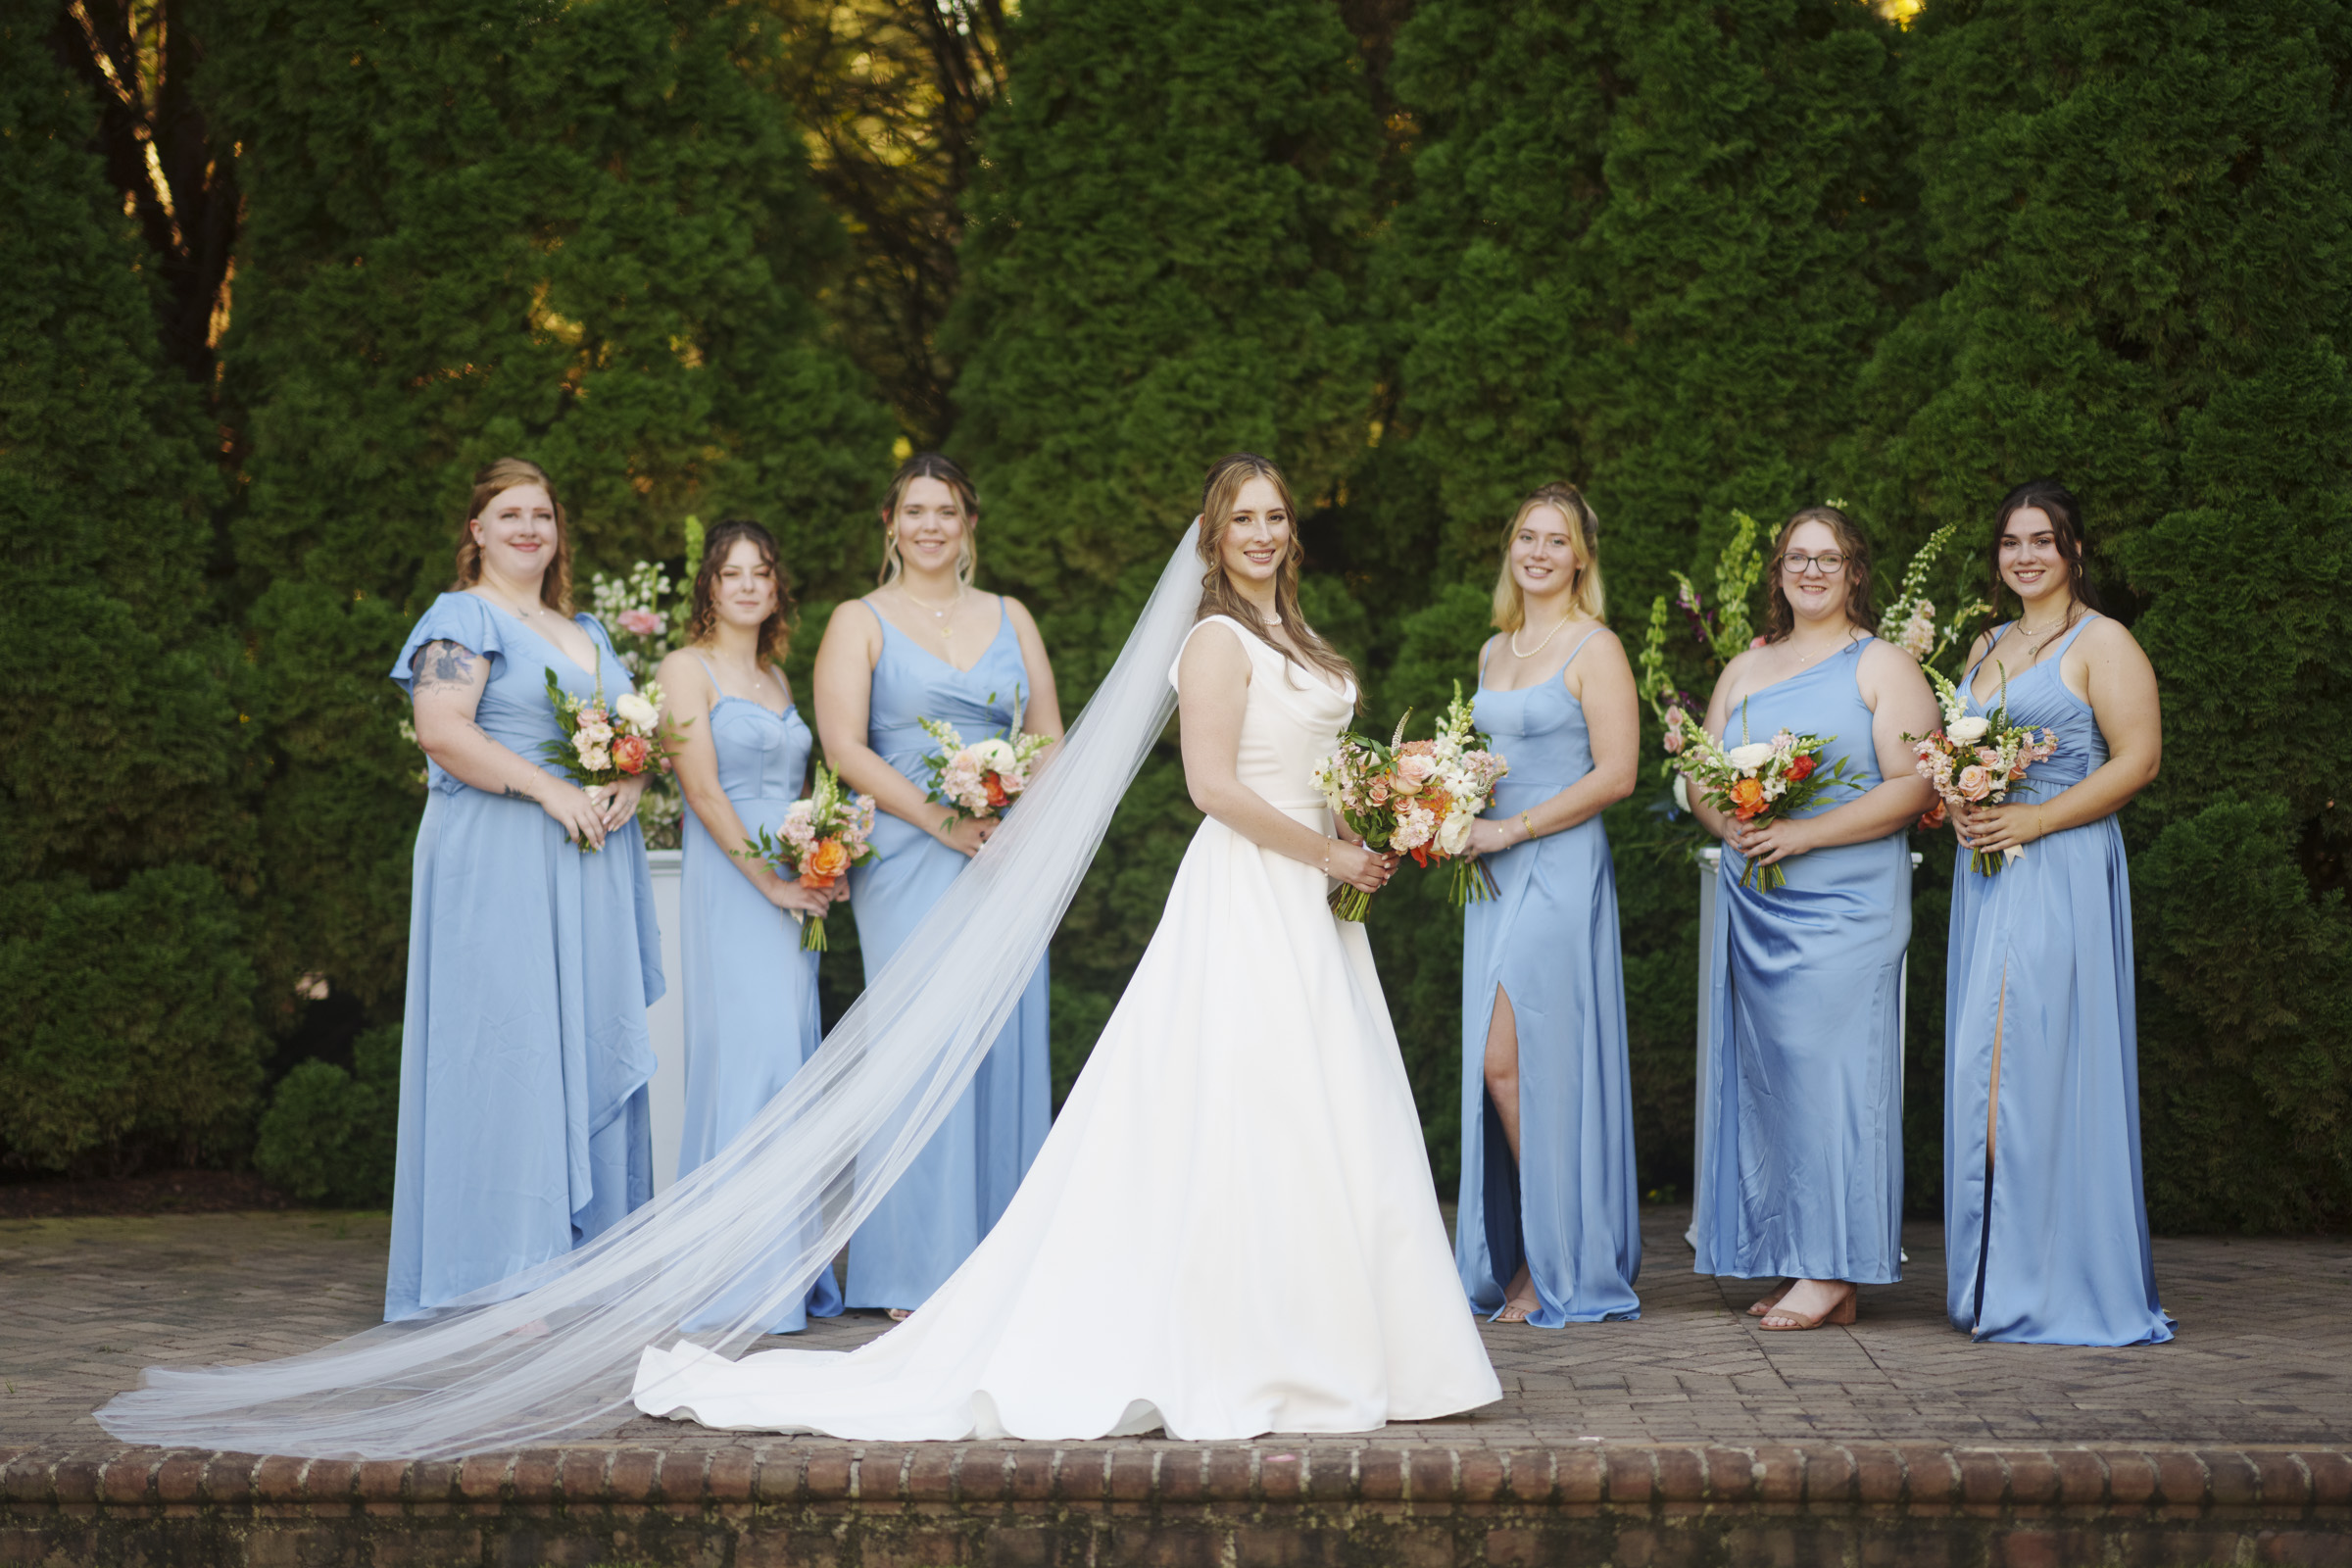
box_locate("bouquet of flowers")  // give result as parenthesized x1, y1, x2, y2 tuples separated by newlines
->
(1906, 667, 2058, 874)
(737, 762, 878, 950)
(1311, 683, 1511, 920)
(538, 670, 685, 851)
(1677, 702, 1863, 891)
(917, 694, 1053, 824)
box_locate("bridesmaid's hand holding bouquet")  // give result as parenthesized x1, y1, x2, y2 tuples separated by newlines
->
(917, 691, 1052, 825)
(1905, 668, 2057, 875)
(539, 670, 686, 851)
(739, 762, 878, 951)
(1680, 701, 1862, 891)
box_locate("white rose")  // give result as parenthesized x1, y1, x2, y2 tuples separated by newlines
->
(614, 692, 660, 730)
(1672, 774, 1693, 814)
(1436, 810, 1476, 856)
(1726, 742, 1776, 771)
(1946, 716, 1990, 744)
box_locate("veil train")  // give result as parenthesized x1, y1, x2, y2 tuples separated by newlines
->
(95, 529, 1206, 1459)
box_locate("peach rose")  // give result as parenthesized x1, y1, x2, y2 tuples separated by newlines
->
(612, 733, 652, 775)
(1957, 764, 1992, 802)
(799, 838, 852, 887)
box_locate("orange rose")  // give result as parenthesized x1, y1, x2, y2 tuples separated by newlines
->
(1731, 776, 1766, 820)
(799, 838, 852, 888)
(983, 772, 1010, 809)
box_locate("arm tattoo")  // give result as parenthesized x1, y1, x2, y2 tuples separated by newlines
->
(410, 640, 477, 693)
(502, 785, 533, 801)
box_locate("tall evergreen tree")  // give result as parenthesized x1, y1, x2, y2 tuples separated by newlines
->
(944, 0, 1386, 1093)
(197, 0, 898, 1017)
(0, 12, 262, 1172)
(1840, 0, 2352, 1228)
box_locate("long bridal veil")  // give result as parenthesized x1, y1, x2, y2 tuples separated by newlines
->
(96, 529, 1206, 1459)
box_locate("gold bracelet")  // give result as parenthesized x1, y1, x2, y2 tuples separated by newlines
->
(1520, 811, 1538, 843)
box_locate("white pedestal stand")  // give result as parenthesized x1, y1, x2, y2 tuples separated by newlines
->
(644, 849, 687, 1195)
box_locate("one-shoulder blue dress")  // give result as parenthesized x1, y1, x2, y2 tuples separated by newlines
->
(1944, 616, 2171, 1345)
(675, 654, 846, 1332)
(1455, 632, 1642, 1323)
(385, 594, 663, 1321)
(1694, 637, 1907, 1287)
(843, 598, 1051, 1310)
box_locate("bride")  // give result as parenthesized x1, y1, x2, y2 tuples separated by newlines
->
(94, 456, 1494, 1458)
(633, 454, 1501, 1440)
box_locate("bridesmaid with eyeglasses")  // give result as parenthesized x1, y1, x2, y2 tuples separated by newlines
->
(1686, 506, 1937, 1332)
(1944, 479, 2170, 1346)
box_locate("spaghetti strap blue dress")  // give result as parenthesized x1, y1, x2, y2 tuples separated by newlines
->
(1693, 637, 1907, 1288)
(675, 654, 845, 1331)
(1455, 632, 1642, 1323)
(385, 593, 662, 1321)
(844, 598, 1052, 1311)
(1944, 616, 2171, 1345)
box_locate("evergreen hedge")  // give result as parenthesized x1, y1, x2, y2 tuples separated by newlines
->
(10, 0, 2348, 1230)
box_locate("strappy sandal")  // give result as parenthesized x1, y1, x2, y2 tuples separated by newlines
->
(1758, 1283, 1857, 1332)
(1492, 1298, 1540, 1324)
(1746, 1281, 1792, 1317)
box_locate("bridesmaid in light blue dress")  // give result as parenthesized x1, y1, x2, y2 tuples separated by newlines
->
(657, 521, 846, 1332)
(1945, 480, 2170, 1346)
(1688, 507, 1938, 1332)
(387, 459, 662, 1321)
(1454, 484, 1643, 1325)
(811, 454, 1064, 1316)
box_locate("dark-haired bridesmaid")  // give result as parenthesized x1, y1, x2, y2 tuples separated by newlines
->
(388, 459, 662, 1320)
(1688, 506, 1936, 1332)
(1945, 480, 2170, 1346)
(656, 520, 845, 1332)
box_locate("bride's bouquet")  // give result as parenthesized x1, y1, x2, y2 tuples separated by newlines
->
(917, 693, 1052, 825)
(1678, 701, 1862, 891)
(737, 762, 878, 950)
(539, 670, 685, 851)
(1906, 667, 2058, 875)
(1311, 683, 1510, 920)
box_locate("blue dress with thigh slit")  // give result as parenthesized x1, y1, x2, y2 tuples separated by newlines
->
(385, 594, 662, 1321)
(1454, 632, 1642, 1323)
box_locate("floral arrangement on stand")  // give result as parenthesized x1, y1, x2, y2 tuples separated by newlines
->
(737, 762, 879, 950)
(1310, 683, 1510, 920)
(537, 674, 686, 852)
(582, 514, 705, 850)
(1905, 667, 2056, 870)
(917, 693, 1053, 824)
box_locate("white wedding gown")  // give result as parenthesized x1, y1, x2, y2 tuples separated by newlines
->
(633, 615, 1501, 1441)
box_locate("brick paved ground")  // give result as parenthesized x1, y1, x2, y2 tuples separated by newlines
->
(6, 1204, 2346, 1452)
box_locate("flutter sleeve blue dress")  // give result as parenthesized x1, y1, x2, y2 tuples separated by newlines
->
(674, 655, 846, 1332)
(1693, 637, 1907, 1288)
(384, 593, 663, 1321)
(1943, 616, 2171, 1345)
(1455, 632, 1642, 1323)
(842, 598, 1052, 1311)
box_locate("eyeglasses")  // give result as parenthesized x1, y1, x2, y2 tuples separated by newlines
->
(1781, 552, 1846, 576)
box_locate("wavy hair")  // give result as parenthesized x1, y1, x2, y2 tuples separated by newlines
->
(685, 518, 795, 668)
(1761, 505, 1874, 644)
(876, 452, 979, 588)
(1492, 481, 1605, 631)
(453, 458, 572, 613)
(1192, 453, 1354, 696)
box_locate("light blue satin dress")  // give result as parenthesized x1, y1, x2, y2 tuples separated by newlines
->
(1944, 616, 2171, 1345)
(844, 598, 1051, 1310)
(385, 594, 662, 1321)
(675, 656, 845, 1331)
(1455, 633, 1642, 1323)
(1694, 637, 1906, 1287)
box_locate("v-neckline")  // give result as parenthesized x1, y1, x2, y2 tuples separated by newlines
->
(1968, 616, 2092, 708)
(875, 596, 1008, 676)
(472, 592, 599, 682)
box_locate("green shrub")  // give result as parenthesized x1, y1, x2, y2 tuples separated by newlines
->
(255, 1027, 401, 1208)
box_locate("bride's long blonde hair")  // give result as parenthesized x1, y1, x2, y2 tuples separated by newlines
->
(1193, 453, 1354, 694)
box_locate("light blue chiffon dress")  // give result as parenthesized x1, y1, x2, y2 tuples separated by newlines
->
(843, 598, 1052, 1310)
(1944, 616, 2171, 1345)
(1455, 632, 1642, 1323)
(674, 655, 845, 1332)
(385, 594, 662, 1321)
(1694, 637, 1907, 1287)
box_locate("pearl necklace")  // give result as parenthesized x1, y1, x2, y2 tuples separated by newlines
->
(1509, 613, 1574, 661)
